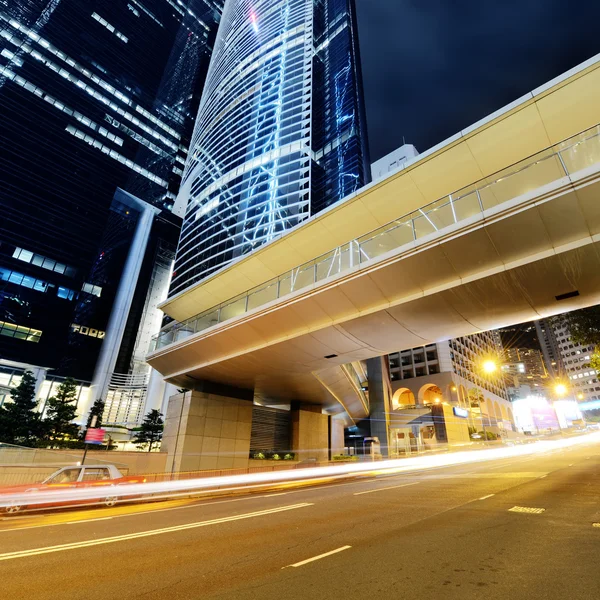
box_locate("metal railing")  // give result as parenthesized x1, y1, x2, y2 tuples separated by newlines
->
(150, 124, 600, 352)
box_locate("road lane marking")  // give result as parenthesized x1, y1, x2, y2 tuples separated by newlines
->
(593, 523, 600, 528)
(285, 545, 352, 568)
(478, 494, 495, 500)
(353, 482, 420, 496)
(66, 517, 113, 525)
(539, 475, 547, 479)
(0, 503, 314, 562)
(508, 506, 545, 514)
(264, 493, 288, 497)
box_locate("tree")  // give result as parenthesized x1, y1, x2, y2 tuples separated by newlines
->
(561, 307, 600, 371)
(0, 371, 43, 446)
(45, 378, 80, 442)
(468, 388, 484, 407)
(133, 409, 164, 452)
(84, 398, 105, 431)
(562, 306, 600, 347)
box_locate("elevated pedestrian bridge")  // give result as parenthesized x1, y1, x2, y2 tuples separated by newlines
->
(148, 56, 600, 420)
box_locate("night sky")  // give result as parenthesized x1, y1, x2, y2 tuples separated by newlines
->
(356, 1, 600, 161)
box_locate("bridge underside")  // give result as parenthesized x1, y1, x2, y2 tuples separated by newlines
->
(149, 170, 600, 418)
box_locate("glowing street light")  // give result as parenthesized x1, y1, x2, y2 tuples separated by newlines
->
(554, 383, 568, 397)
(577, 393, 584, 401)
(482, 360, 498, 374)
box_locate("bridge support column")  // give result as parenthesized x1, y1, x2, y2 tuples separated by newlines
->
(291, 404, 329, 462)
(366, 356, 392, 457)
(161, 389, 253, 473)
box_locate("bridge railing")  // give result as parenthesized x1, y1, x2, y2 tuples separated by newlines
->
(150, 124, 600, 352)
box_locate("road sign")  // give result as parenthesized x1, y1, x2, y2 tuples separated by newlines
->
(84, 428, 105, 445)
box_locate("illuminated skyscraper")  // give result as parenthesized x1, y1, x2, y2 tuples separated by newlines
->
(0, 1, 223, 421)
(170, 0, 369, 295)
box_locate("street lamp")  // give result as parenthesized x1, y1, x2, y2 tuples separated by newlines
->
(482, 360, 498, 374)
(554, 383, 568, 397)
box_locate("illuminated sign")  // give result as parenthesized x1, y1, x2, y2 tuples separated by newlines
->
(453, 407, 469, 418)
(85, 428, 105, 445)
(71, 324, 105, 339)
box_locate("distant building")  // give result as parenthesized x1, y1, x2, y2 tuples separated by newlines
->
(551, 316, 600, 403)
(386, 332, 513, 454)
(371, 143, 419, 181)
(534, 319, 564, 377)
(502, 347, 549, 393)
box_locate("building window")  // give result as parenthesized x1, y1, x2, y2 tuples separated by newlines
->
(0, 320, 42, 343)
(82, 283, 102, 297)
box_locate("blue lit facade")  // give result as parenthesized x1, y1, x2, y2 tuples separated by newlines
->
(170, 0, 369, 295)
(0, 1, 223, 380)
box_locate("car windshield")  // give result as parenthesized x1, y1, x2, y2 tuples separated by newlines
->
(43, 468, 81, 485)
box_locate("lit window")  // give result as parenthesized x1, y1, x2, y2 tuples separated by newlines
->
(82, 283, 102, 297)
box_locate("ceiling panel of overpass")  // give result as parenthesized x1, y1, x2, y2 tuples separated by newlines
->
(574, 181, 600, 235)
(159, 60, 600, 322)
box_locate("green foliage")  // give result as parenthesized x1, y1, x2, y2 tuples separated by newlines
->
(85, 398, 105, 430)
(332, 454, 359, 462)
(468, 388, 484, 407)
(561, 307, 600, 370)
(251, 451, 296, 461)
(563, 306, 600, 346)
(45, 378, 80, 442)
(0, 371, 44, 446)
(133, 409, 164, 451)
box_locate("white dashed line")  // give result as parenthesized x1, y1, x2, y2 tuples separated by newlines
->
(479, 494, 495, 500)
(353, 482, 420, 496)
(285, 545, 352, 568)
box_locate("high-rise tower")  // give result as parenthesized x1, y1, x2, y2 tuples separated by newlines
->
(170, 0, 369, 296)
(0, 1, 223, 419)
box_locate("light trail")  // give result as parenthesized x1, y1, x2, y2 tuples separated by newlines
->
(1, 432, 598, 510)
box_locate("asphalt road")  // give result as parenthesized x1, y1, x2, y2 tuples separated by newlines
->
(1, 439, 599, 600)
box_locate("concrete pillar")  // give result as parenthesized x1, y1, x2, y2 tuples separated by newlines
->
(366, 356, 392, 457)
(162, 391, 253, 473)
(30, 367, 47, 403)
(145, 368, 177, 416)
(291, 406, 329, 462)
(330, 416, 346, 456)
(89, 191, 160, 406)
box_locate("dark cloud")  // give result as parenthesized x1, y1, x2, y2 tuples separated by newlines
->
(356, 0, 600, 160)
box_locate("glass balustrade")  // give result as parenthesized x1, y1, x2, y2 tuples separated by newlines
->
(151, 125, 600, 352)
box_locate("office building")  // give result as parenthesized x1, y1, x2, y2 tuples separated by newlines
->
(386, 332, 513, 452)
(534, 318, 564, 378)
(551, 316, 600, 403)
(502, 347, 549, 388)
(169, 0, 370, 296)
(0, 1, 223, 421)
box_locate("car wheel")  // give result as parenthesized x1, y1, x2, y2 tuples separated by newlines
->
(5, 503, 24, 514)
(104, 496, 119, 507)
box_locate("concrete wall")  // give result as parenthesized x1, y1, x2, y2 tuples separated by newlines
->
(291, 409, 329, 462)
(162, 391, 253, 472)
(441, 404, 471, 445)
(0, 447, 167, 485)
